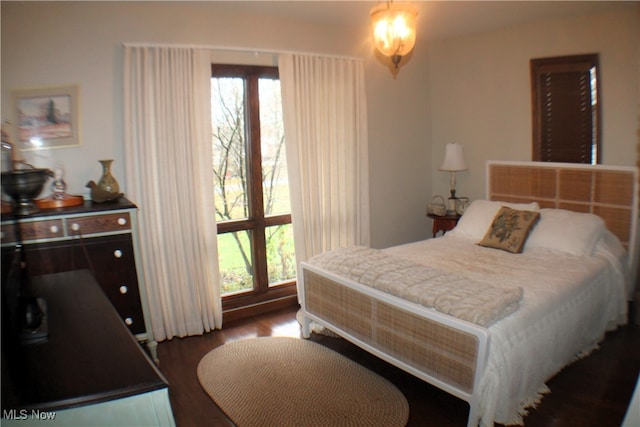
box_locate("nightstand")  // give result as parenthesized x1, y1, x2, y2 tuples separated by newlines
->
(427, 213, 461, 237)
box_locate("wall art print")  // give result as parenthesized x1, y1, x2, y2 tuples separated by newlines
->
(10, 84, 80, 150)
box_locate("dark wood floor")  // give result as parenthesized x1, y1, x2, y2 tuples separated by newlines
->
(157, 305, 640, 427)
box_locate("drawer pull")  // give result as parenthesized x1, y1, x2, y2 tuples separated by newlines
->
(50, 225, 59, 234)
(71, 223, 80, 231)
(119, 285, 128, 294)
(117, 217, 127, 226)
(124, 317, 133, 326)
(114, 249, 123, 258)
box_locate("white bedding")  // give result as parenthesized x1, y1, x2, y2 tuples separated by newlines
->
(383, 231, 629, 426)
(308, 246, 523, 327)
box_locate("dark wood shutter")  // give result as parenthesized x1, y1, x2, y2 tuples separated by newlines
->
(531, 54, 600, 164)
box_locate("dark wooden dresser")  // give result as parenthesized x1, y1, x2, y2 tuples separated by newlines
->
(1, 198, 157, 360)
(1, 270, 174, 425)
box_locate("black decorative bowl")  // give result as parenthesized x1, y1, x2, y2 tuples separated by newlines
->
(1, 169, 52, 215)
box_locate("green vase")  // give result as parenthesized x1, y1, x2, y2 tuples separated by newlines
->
(97, 159, 120, 193)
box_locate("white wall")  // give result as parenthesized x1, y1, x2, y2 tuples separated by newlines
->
(428, 3, 640, 202)
(1, 1, 432, 249)
(366, 51, 431, 247)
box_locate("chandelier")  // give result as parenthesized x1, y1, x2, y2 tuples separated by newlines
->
(370, 1, 418, 69)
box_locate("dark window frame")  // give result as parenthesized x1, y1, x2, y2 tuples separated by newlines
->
(211, 64, 296, 314)
(530, 54, 601, 164)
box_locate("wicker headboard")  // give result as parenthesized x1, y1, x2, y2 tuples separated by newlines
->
(486, 161, 639, 275)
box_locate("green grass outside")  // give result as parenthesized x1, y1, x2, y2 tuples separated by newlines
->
(215, 183, 295, 294)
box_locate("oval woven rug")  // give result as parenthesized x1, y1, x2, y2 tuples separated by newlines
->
(197, 337, 409, 427)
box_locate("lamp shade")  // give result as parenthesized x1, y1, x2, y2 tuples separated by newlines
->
(439, 142, 467, 171)
(371, 2, 418, 67)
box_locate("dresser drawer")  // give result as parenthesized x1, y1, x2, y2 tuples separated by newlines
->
(67, 212, 132, 236)
(1, 219, 65, 244)
(79, 235, 144, 335)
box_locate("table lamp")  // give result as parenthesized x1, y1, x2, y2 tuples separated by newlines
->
(439, 142, 467, 214)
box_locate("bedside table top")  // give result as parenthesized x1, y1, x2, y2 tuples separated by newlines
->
(427, 213, 461, 220)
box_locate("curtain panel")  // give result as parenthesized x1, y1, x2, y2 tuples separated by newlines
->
(123, 46, 222, 341)
(279, 53, 370, 264)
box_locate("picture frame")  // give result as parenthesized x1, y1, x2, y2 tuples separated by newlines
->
(10, 84, 80, 150)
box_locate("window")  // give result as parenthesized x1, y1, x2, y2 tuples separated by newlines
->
(530, 54, 601, 164)
(211, 64, 296, 314)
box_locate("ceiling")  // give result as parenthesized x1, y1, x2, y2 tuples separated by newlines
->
(228, 1, 630, 41)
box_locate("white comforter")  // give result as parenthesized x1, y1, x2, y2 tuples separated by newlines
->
(383, 231, 629, 426)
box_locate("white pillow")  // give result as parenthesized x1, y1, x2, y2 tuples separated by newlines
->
(449, 199, 540, 241)
(524, 209, 606, 256)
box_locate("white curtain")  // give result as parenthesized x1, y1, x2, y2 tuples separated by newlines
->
(123, 46, 222, 341)
(279, 53, 370, 263)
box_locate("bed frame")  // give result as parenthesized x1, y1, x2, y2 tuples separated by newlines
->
(299, 161, 638, 427)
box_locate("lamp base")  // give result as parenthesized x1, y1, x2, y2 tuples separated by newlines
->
(447, 198, 458, 215)
(447, 189, 458, 215)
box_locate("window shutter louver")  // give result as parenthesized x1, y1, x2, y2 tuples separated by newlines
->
(531, 54, 600, 164)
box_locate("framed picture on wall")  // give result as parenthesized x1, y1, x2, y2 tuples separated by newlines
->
(10, 84, 80, 150)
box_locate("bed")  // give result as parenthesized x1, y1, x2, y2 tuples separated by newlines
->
(298, 161, 639, 427)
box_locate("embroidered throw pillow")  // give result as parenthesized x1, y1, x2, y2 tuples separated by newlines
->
(478, 207, 540, 253)
(449, 200, 540, 241)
